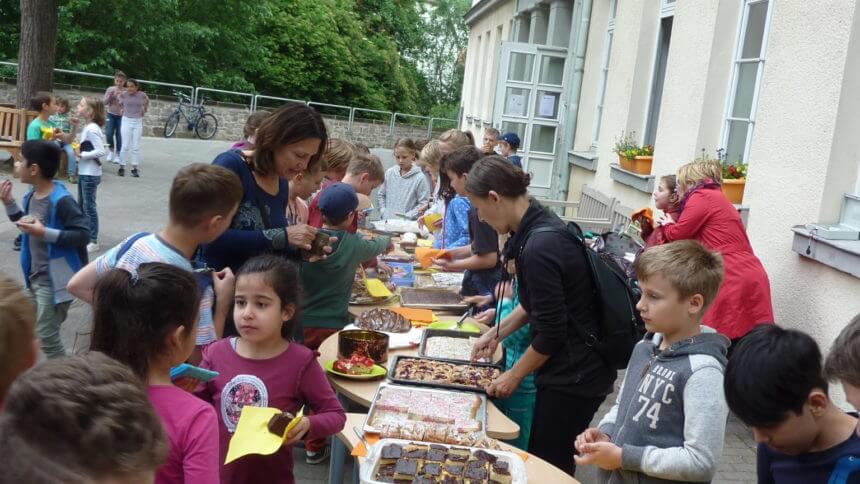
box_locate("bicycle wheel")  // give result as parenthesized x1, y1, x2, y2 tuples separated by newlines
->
(195, 113, 219, 140)
(164, 111, 180, 138)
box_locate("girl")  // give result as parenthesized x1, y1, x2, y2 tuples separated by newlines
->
(196, 255, 346, 483)
(118, 78, 149, 178)
(232, 111, 271, 150)
(636, 174, 680, 248)
(201, 103, 329, 273)
(48, 96, 78, 182)
(376, 138, 430, 220)
(415, 139, 443, 222)
(103, 70, 126, 162)
(287, 162, 327, 226)
(74, 97, 107, 253)
(89, 263, 219, 484)
(469, 156, 614, 476)
(656, 160, 774, 346)
(431, 149, 471, 249)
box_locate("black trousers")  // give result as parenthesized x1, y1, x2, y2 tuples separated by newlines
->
(528, 388, 606, 477)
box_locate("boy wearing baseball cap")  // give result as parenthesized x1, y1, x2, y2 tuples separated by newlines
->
(498, 132, 522, 168)
(300, 182, 392, 350)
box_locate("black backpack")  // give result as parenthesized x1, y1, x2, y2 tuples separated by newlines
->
(527, 222, 645, 369)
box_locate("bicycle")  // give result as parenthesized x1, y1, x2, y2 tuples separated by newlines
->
(163, 91, 219, 140)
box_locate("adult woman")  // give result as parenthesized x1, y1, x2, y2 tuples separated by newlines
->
(470, 156, 615, 476)
(655, 160, 773, 344)
(201, 103, 327, 273)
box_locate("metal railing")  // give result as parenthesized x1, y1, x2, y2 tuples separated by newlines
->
(1, 61, 458, 136)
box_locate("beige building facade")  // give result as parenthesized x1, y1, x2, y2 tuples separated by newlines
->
(461, 0, 860, 402)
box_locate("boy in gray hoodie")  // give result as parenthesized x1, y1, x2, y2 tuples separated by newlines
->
(575, 240, 730, 483)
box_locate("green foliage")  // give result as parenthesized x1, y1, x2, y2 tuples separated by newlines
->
(0, 0, 465, 116)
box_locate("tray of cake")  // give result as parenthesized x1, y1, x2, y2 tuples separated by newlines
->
(363, 383, 490, 448)
(387, 355, 501, 394)
(399, 287, 468, 311)
(359, 438, 526, 484)
(418, 329, 489, 364)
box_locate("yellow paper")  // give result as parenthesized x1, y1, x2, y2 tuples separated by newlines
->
(365, 278, 393, 298)
(417, 239, 433, 248)
(422, 213, 442, 231)
(40, 127, 54, 140)
(225, 406, 304, 464)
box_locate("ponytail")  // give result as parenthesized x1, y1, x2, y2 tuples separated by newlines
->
(465, 155, 531, 198)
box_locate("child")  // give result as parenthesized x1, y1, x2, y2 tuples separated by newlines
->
(430, 149, 472, 249)
(0, 352, 167, 483)
(68, 163, 242, 352)
(118, 78, 149, 178)
(575, 240, 729, 483)
(635, 174, 680, 249)
(497, 132, 523, 168)
(25, 92, 60, 142)
(415, 139, 444, 221)
(726, 325, 860, 483)
(90, 263, 219, 484)
(301, 183, 391, 349)
(73, 97, 108, 252)
(824, 313, 860, 410)
(103, 70, 127, 162)
(308, 152, 385, 233)
(434, 146, 500, 306)
(319, 138, 354, 191)
(196, 255, 346, 482)
(1, 140, 89, 359)
(482, 127, 500, 155)
(287, 160, 327, 226)
(438, 129, 473, 153)
(377, 137, 430, 220)
(48, 96, 79, 182)
(232, 111, 271, 150)
(0, 273, 37, 405)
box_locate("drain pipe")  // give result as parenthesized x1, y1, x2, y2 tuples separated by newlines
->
(557, 0, 592, 202)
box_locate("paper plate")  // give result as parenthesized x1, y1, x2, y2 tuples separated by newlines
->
(427, 321, 481, 333)
(324, 360, 387, 380)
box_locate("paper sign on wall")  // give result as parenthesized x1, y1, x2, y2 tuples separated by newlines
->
(538, 95, 556, 117)
(506, 94, 526, 116)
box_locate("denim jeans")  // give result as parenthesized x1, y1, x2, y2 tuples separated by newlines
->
(105, 112, 122, 152)
(28, 279, 70, 358)
(60, 142, 76, 177)
(77, 175, 100, 242)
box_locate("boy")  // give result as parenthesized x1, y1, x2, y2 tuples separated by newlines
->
(67, 163, 242, 350)
(301, 182, 391, 350)
(825, 313, 860, 410)
(26, 92, 62, 142)
(482, 127, 500, 155)
(1, 140, 89, 359)
(287, 159, 328, 226)
(0, 273, 38, 405)
(48, 96, 79, 182)
(0, 352, 167, 483)
(434, 146, 501, 306)
(728, 325, 860, 483)
(308, 152, 385, 233)
(574, 241, 729, 483)
(498, 132, 523, 168)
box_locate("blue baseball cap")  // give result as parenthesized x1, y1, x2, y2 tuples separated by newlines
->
(318, 182, 358, 220)
(499, 132, 520, 149)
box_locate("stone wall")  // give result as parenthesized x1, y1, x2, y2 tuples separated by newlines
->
(0, 82, 455, 148)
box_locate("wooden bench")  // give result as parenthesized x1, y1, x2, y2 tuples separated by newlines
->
(537, 184, 618, 233)
(0, 106, 28, 165)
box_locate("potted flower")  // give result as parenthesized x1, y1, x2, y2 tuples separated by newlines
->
(721, 160, 747, 204)
(630, 144, 654, 175)
(613, 131, 638, 171)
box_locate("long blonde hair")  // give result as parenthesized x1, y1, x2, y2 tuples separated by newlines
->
(80, 97, 106, 127)
(418, 140, 444, 174)
(677, 160, 722, 193)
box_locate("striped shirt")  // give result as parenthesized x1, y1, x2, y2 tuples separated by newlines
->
(95, 234, 217, 345)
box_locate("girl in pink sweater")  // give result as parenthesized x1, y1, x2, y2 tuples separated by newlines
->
(90, 263, 219, 484)
(197, 255, 346, 483)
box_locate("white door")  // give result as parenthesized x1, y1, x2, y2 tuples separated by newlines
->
(494, 42, 568, 198)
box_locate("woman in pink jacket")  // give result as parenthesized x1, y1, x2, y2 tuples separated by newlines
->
(656, 160, 774, 346)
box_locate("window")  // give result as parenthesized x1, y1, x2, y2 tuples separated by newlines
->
(721, 0, 773, 164)
(643, 13, 673, 146)
(591, 0, 617, 148)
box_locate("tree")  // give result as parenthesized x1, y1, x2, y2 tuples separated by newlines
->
(416, 0, 470, 119)
(16, 0, 58, 108)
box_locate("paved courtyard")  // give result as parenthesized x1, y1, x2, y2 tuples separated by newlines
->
(0, 137, 757, 483)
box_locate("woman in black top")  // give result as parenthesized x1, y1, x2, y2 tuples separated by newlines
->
(469, 156, 615, 476)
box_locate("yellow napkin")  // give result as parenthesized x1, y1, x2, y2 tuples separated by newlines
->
(415, 248, 447, 269)
(422, 213, 442, 231)
(365, 278, 393, 298)
(40, 126, 54, 140)
(417, 239, 434, 248)
(225, 406, 304, 464)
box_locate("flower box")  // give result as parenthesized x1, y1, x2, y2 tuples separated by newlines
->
(630, 156, 653, 175)
(722, 178, 746, 204)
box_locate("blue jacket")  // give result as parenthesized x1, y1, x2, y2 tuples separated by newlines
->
(6, 181, 89, 303)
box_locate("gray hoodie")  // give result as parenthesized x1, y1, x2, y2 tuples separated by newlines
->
(377, 164, 431, 220)
(596, 330, 730, 483)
